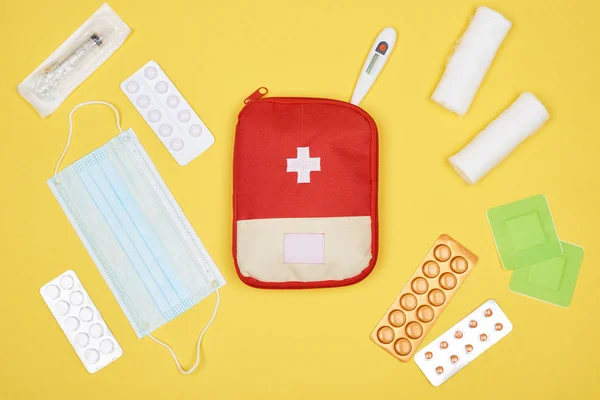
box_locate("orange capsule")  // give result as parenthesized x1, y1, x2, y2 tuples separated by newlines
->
(450, 355, 459, 364)
(465, 344, 473, 353)
(480, 333, 488, 342)
(454, 330, 463, 339)
(495, 323, 503, 331)
(440, 341, 448, 349)
(484, 309, 493, 317)
(436, 366, 444, 375)
(469, 320, 478, 328)
(425, 351, 433, 360)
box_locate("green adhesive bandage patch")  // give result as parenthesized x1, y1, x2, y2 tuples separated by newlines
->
(510, 242, 584, 307)
(487, 194, 562, 270)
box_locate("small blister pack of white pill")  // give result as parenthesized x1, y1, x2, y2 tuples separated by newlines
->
(415, 299, 512, 386)
(40, 270, 122, 373)
(121, 60, 215, 166)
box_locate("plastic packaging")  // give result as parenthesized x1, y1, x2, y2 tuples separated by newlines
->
(40, 270, 123, 373)
(415, 300, 512, 386)
(18, 3, 131, 117)
(370, 234, 478, 362)
(449, 92, 550, 184)
(121, 61, 215, 166)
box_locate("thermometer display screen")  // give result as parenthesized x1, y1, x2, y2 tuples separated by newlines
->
(366, 54, 380, 75)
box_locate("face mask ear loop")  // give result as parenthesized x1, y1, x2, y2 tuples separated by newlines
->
(54, 101, 123, 176)
(147, 288, 220, 375)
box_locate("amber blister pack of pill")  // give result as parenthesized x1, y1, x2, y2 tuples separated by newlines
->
(371, 234, 478, 361)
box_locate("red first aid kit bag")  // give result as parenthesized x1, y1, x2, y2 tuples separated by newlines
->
(233, 88, 379, 289)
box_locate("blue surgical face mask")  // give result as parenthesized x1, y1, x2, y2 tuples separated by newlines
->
(47, 101, 226, 374)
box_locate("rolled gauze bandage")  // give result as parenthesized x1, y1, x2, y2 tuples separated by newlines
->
(449, 92, 550, 184)
(432, 7, 512, 115)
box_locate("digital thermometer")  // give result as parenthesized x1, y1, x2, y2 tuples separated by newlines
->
(351, 27, 397, 106)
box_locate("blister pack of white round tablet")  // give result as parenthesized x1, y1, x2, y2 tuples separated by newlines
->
(415, 299, 512, 386)
(40, 270, 123, 373)
(120, 60, 215, 166)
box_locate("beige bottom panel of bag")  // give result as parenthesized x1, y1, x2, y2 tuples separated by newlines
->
(236, 216, 372, 283)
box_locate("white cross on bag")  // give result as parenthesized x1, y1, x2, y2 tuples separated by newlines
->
(286, 147, 321, 184)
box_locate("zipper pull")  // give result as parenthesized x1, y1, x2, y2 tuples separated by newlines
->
(244, 87, 268, 104)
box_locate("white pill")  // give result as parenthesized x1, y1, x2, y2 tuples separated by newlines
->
(148, 109, 162, 123)
(54, 301, 70, 316)
(83, 348, 100, 363)
(99, 339, 115, 354)
(75, 332, 90, 348)
(189, 124, 203, 137)
(60, 275, 74, 290)
(155, 81, 168, 94)
(136, 95, 151, 108)
(44, 284, 61, 300)
(126, 81, 140, 94)
(80, 307, 94, 322)
(69, 291, 84, 306)
(159, 124, 173, 137)
(89, 323, 104, 338)
(144, 66, 158, 80)
(64, 317, 80, 331)
(170, 139, 184, 151)
(166, 95, 180, 108)
(177, 109, 191, 123)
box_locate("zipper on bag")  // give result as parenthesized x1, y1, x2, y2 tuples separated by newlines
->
(244, 87, 269, 104)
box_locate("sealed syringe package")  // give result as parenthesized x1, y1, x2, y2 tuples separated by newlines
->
(17, 3, 131, 117)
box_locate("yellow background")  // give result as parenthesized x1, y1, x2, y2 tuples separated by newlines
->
(1, 0, 599, 398)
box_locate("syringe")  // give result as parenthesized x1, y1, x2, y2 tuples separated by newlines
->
(45, 33, 103, 73)
(29, 27, 111, 100)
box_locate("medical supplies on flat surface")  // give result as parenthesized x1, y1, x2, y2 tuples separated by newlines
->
(233, 88, 379, 288)
(47, 101, 225, 373)
(487, 195, 561, 270)
(12, 0, 587, 387)
(121, 61, 215, 166)
(432, 6, 511, 115)
(487, 194, 584, 307)
(510, 241, 584, 307)
(351, 27, 397, 106)
(40, 270, 123, 373)
(449, 92, 550, 184)
(415, 300, 512, 386)
(18, 3, 131, 117)
(48, 103, 225, 337)
(488, 195, 584, 307)
(371, 235, 477, 361)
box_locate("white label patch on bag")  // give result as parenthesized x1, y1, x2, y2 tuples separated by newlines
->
(283, 233, 325, 264)
(286, 147, 321, 183)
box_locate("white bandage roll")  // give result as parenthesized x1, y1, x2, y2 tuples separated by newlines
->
(449, 92, 550, 184)
(432, 7, 512, 115)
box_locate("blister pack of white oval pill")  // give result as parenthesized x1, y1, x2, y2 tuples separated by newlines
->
(40, 270, 122, 373)
(415, 299, 512, 386)
(121, 60, 215, 166)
